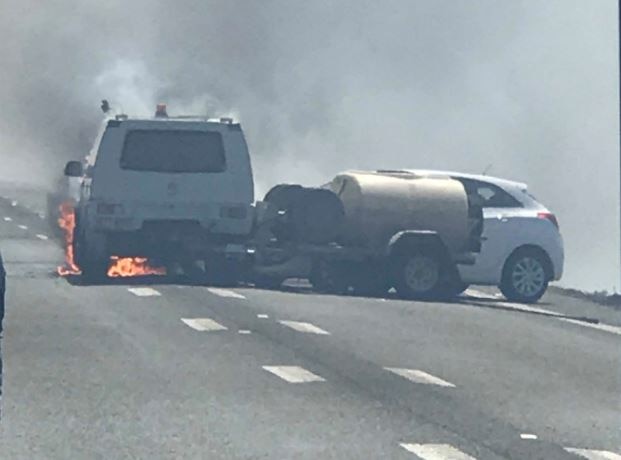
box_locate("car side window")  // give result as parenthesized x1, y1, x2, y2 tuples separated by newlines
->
(461, 179, 522, 208)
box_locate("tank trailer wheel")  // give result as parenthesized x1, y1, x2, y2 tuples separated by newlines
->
(393, 248, 446, 300)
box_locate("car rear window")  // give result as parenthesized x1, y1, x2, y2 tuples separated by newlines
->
(120, 130, 226, 173)
(458, 179, 522, 208)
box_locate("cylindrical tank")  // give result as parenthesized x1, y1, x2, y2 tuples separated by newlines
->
(263, 184, 345, 244)
(326, 171, 470, 254)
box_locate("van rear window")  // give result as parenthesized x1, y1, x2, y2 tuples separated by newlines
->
(120, 130, 226, 173)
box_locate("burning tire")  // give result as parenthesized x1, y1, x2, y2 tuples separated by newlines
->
(72, 218, 108, 281)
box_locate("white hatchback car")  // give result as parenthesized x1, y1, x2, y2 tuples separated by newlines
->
(409, 170, 564, 303)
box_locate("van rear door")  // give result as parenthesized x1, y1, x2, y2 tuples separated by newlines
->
(90, 120, 254, 236)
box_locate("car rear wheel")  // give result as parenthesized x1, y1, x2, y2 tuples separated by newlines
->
(500, 249, 549, 303)
(393, 248, 445, 300)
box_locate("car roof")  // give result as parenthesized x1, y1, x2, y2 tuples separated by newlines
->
(404, 169, 528, 191)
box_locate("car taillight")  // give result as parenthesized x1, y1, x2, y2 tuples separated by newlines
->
(537, 212, 559, 229)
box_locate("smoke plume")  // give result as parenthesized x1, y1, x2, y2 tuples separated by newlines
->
(0, 0, 617, 290)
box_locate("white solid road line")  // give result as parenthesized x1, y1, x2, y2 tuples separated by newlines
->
(400, 443, 476, 459)
(35, 234, 48, 240)
(262, 365, 326, 383)
(465, 288, 621, 336)
(465, 288, 501, 299)
(207, 288, 246, 299)
(385, 368, 456, 388)
(181, 318, 227, 332)
(565, 448, 621, 460)
(17, 224, 28, 230)
(465, 288, 560, 316)
(3, 217, 11, 222)
(560, 318, 621, 337)
(127, 287, 161, 297)
(278, 320, 330, 335)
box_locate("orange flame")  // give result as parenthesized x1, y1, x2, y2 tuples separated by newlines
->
(107, 256, 166, 278)
(57, 201, 82, 276)
(56, 201, 166, 278)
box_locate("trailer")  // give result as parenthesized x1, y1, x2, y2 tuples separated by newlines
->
(250, 170, 483, 299)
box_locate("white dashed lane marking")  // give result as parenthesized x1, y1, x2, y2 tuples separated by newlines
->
(36, 234, 48, 240)
(257, 314, 269, 319)
(262, 366, 326, 383)
(17, 224, 28, 230)
(181, 318, 227, 331)
(565, 448, 621, 459)
(278, 320, 330, 335)
(385, 368, 456, 388)
(3, 217, 11, 222)
(520, 433, 538, 440)
(400, 443, 476, 459)
(238, 330, 252, 335)
(127, 287, 161, 297)
(10, 200, 17, 207)
(207, 288, 246, 299)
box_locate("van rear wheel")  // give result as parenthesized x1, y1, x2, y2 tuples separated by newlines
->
(393, 248, 445, 300)
(73, 226, 108, 282)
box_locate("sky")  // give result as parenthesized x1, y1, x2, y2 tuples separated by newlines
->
(0, 0, 618, 291)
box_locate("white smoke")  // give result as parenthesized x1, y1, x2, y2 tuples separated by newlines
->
(0, 0, 617, 290)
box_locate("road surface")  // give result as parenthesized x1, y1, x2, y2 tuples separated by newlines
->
(0, 188, 618, 459)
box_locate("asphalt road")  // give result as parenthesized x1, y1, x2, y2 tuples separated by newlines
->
(0, 189, 618, 459)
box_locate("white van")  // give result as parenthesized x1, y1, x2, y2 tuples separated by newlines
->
(65, 108, 255, 278)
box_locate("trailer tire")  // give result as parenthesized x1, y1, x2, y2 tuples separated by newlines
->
(393, 247, 446, 300)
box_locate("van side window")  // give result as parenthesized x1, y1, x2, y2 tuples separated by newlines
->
(460, 179, 522, 208)
(120, 130, 226, 173)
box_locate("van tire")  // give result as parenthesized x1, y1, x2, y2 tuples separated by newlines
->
(393, 247, 445, 300)
(73, 223, 108, 282)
